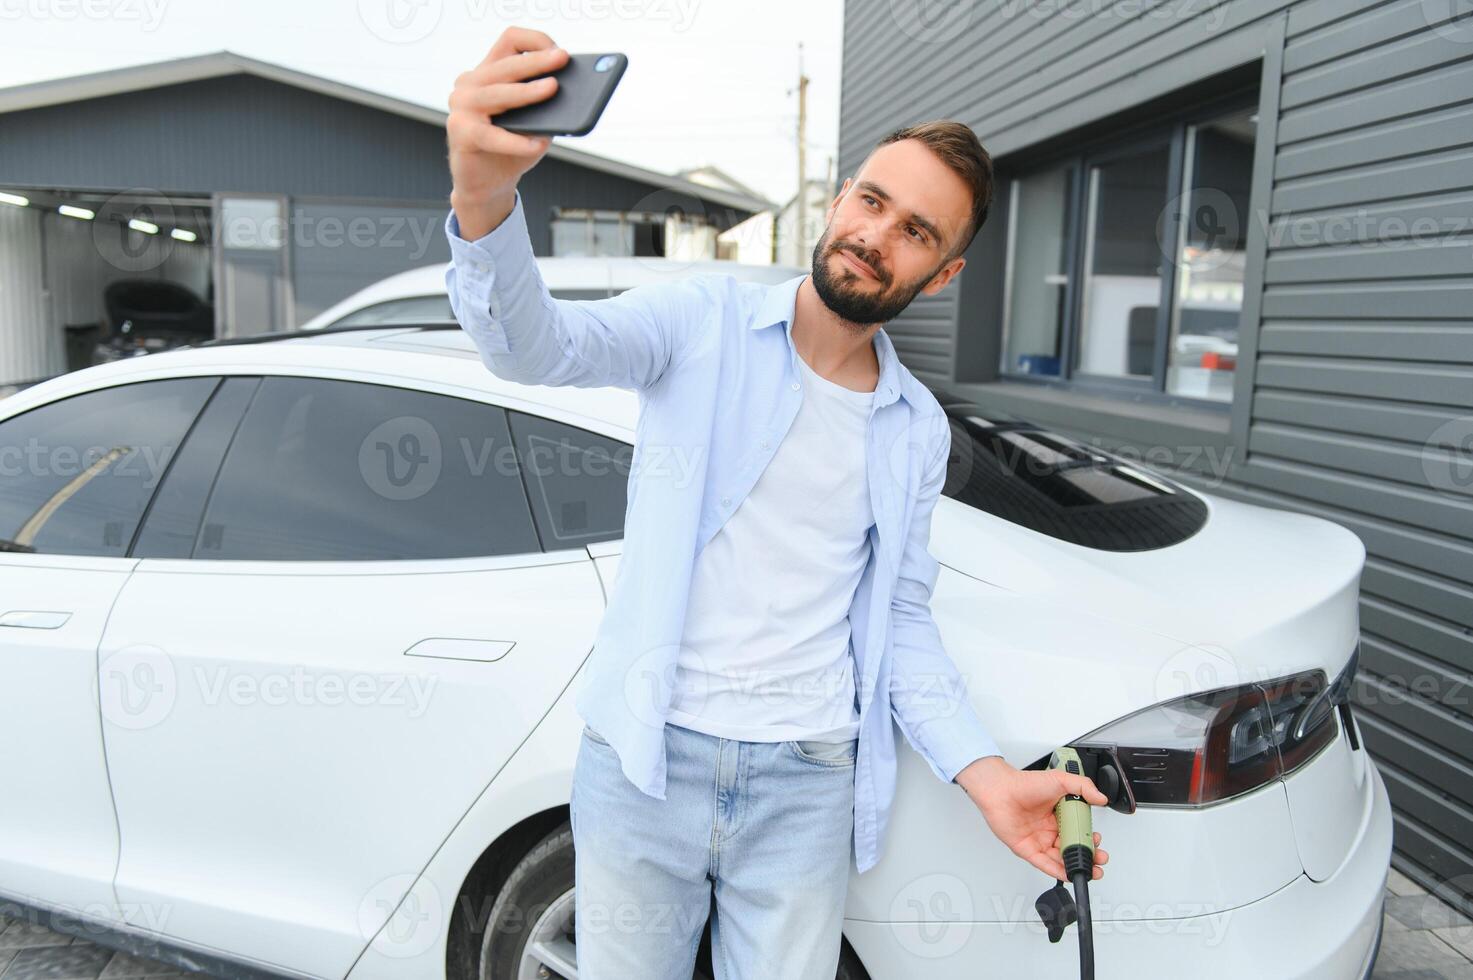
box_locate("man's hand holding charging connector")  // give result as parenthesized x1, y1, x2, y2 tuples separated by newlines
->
(956, 756, 1112, 883)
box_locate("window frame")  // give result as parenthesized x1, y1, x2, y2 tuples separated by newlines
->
(998, 88, 1258, 413)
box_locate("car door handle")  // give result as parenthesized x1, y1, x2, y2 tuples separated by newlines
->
(403, 637, 515, 663)
(0, 610, 73, 629)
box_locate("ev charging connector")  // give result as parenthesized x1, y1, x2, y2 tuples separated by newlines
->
(1033, 743, 1136, 980)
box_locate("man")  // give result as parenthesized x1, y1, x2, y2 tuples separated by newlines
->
(445, 27, 1110, 979)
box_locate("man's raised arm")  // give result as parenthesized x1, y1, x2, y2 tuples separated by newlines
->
(445, 189, 700, 391)
(445, 26, 698, 391)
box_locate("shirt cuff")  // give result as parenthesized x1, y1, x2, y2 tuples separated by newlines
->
(443, 190, 538, 356)
(445, 188, 532, 257)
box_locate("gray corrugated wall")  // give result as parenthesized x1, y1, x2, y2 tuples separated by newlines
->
(1231, 0, 1473, 895)
(0, 75, 452, 200)
(840, 0, 1473, 897)
(885, 286, 957, 384)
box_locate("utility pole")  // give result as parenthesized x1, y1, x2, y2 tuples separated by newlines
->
(795, 42, 809, 263)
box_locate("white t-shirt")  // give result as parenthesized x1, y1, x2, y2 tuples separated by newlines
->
(666, 347, 875, 743)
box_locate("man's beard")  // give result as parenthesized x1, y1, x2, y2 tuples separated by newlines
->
(809, 229, 938, 326)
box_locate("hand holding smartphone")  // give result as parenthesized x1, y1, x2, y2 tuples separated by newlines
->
(493, 52, 627, 137)
(447, 28, 625, 239)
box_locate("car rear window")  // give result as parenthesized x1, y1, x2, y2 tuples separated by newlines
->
(933, 388, 1208, 551)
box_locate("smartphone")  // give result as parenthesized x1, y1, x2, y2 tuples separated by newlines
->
(494, 52, 627, 137)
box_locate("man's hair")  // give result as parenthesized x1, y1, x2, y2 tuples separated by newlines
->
(870, 120, 994, 261)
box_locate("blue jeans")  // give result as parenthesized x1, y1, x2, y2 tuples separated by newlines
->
(570, 720, 857, 980)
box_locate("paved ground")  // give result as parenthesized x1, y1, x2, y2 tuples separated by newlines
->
(1, 866, 1470, 978)
(1377, 867, 1473, 979)
(0, 911, 190, 979)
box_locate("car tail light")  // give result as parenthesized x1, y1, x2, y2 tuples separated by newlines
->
(1079, 650, 1358, 807)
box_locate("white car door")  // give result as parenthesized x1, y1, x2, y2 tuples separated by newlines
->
(100, 375, 617, 978)
(0, 377, 218, 916)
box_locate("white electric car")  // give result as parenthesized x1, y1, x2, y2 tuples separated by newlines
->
(0, 311, 1390, 979)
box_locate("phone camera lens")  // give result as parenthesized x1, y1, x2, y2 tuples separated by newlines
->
(594, 55, 616, 72)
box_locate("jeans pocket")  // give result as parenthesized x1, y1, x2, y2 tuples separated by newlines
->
(790, 738, 857, 767)
(582, 724, 611, 747)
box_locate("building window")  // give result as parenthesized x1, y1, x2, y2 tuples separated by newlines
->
(1077, 139, 1173, 382)
(1166, 108, 1255, 402)
(1001, 164, 1073, 378)
(1000, 101, 1257, 406)
(550, 208, 670, 258)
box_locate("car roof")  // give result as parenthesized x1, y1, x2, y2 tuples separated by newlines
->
(299, 256, 808, 330)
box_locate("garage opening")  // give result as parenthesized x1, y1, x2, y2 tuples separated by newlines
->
(0, 188, 214, 393)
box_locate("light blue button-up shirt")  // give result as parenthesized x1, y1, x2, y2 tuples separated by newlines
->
(444, 191, 1002, 874)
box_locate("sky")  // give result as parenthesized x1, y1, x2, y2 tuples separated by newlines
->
(1, 0, 844, 205)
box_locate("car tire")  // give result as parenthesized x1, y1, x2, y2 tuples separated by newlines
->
(478, 822, 869, 979)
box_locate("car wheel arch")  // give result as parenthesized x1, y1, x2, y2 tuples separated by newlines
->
(445, 806, 571, 979)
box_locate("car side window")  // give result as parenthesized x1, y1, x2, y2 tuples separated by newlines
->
(195, 376, 540, 560)
(0, 377, 218, 557)
(506, 410, 630, 549)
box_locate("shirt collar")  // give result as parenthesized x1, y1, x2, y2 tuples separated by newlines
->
(749, 273, 904, 409)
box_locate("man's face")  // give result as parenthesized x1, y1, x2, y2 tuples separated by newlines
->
(809, 139, 971, 326)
